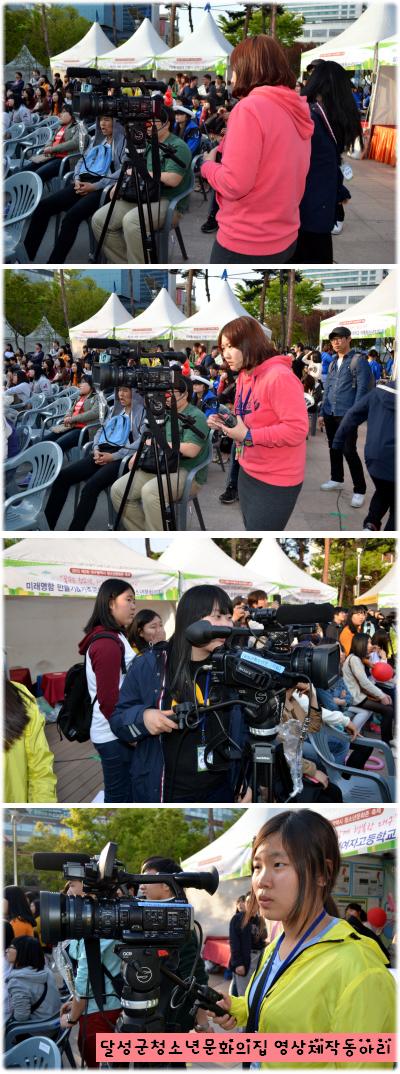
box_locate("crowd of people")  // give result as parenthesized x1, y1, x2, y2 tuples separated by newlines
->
(5, 35, 374, 264)
(5, 579, 396, 806)
(3, 810, 395, 1067)
(4, 320, 396, 533)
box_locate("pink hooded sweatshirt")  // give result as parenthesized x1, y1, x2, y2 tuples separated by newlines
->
(235, 355, 309, 486)
(201, 86, 314, 256)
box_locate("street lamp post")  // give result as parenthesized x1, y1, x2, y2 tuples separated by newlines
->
(356, 545, 363, 598)
(11, 813, 18, 885)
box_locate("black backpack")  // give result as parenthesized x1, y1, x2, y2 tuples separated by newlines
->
(57, 633, 126, 743)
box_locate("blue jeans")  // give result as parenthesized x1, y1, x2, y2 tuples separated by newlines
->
(93, 738, 133, 803)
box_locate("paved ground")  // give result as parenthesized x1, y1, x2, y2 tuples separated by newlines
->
(32, 155, 395, 266)
(53, 421, 379, 533)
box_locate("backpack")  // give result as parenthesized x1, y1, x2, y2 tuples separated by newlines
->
(57, 633, 126, 743)
(76, 142, 112, 180)
(98, 413, 131, 452)
(349, 353, 374, 392)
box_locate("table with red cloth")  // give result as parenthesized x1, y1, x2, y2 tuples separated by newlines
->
(9, 667, 33, 692)
(369, 125, 396, 166)
(202, 936, 230, 969)
(41, 672, 67, 706)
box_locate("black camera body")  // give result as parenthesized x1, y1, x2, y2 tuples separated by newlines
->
(67, 67, 166, 126)
(93, 360, 186, 394)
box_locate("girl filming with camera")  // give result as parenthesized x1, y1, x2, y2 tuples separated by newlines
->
(211, 810, 395, 1049)
(207, 317, 309, 530)
(110, 584, 248, 803)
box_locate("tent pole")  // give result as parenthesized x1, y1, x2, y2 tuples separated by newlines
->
(362, 42, 379, 159)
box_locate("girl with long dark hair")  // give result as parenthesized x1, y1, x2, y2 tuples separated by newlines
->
(295, 61, 363, 263)
(128, 610, 166, 653)
(6, 936, 60, 1024)
(339, 606, 366, 655)
(111, 584, 247, 802)
(208, 317, 309, 530)
(343, 633, 394, 743)
(78, 579, 136, 802)
(212, 810, 395, 1047)
(3, 888, 35, 938)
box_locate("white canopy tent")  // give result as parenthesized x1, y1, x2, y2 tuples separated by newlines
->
(114, 287, 186, 341)
(320, 270, 397, 342)
(69, 292, 131, 355)
(4, 538, 178, 677)
(157, 536, 269, 597)
(23, 316, 62, 353)
(50, 21, 113, 74)
(246, 539, 337, 603)
(97, 18, 168, 71)
(354, 563, 397, 607)
(174, 278, 272, 342)
(300, 3, 396, 70)
(157, 11, 233, 74)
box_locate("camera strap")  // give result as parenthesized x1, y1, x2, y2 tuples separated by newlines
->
(84, 937, 106, 1011)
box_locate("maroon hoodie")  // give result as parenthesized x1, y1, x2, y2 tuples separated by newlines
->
(79, 626, 125, 720)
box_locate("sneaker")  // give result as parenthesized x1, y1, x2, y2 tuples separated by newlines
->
(320, 480, 344, 491)
(362, 523, 379, 531)
(352, 493, 366, 508)
(331, 222, 343, 235)
(201, 217, 218, 233)
(219, 486, 239, 504)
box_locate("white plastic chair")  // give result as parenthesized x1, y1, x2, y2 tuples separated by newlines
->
(4, 171, 43, 263)
(4, 441, 63, 530)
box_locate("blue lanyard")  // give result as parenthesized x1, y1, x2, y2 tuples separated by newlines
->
(236, 385, 252, 418)
(253, 909, 327, 1028)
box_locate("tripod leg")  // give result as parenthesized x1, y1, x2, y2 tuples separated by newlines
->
(152, 443, 176, 531)
(112, 433, 147, 531)
(91, 165, 127, 264)
(133, 171, 153, 265)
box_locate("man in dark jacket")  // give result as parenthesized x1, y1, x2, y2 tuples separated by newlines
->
(332, 380, 396, 530)
(229, 893, 266, 996)
(320, 326, 373, 508)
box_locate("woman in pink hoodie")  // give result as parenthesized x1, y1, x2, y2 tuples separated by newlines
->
(208, 317, 309, 529)
(200, 36, 314, 263)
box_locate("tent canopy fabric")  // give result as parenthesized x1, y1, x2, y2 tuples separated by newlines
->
(246, 539, 337, 603)
(320, 270, 397, 341)
(157, 536, 269, 597)
(5, 46, 41, 85)
(158, 11, 233, 72)
(3, 537, 179, 600)
(23, 316, 62, 352)
(354, 563, 397, 606)
(115, 287, 186, 341)
(300, 2, 397, 70)
(174, 278, 272, 341)
(50, 21, 113, 73)
(97, 18, 168, 69)
(69, 292, 131, 349)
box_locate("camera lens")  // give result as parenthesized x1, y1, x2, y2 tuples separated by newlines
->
(40, 892, 96, 944)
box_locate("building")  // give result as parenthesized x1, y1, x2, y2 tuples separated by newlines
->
(303, 268, 387, 312)
(75, 5, 154, 42)
(4, 808, 73, 844)
(286, 2, 366, 44)
(78, 269, 190, 315)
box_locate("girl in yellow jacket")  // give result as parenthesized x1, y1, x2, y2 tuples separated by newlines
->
(212, 809, 395, 1068)
(4, 679, 57, 803)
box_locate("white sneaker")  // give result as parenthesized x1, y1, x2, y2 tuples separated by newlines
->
(320, 480, 344, 491)
(331, 222, 343, 235)
(352, 493, 365, 508)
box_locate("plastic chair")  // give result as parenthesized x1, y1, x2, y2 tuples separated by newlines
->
(73, 442, 124, 526)
(307, 725, 394, 802)
(10, 424, 32, 457)
(66, 416, 108, 464)
(31, 397, 71, 442)
(4, 171, 43, 263)
(15, 393, 46, 418)
(157, 171, 195, 262)
(174, 434, 212, 530)
(5, 1014, 76, 1068)
(9, 127, 52, 173)
(4, 153, 11, 178)
(192, 151, 208, 202)
(4, 1036, 62, 1069)
(6, 121, 26, 140)
(4, 441, 63, 530)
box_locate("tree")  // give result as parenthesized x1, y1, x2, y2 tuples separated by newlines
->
(234, 273, 323, 348)
(281, 538, 396, 606)
(214, 538, 260, 564)
(217, 7, 303, 49)
(4, 272, 47, 346)
(5, 6, 92, 67)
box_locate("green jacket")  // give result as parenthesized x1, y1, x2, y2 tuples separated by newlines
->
(5, 683, 57, 803)
(230, 918, 395, 1069)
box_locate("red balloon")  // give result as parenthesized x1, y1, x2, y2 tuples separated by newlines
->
(372, 661, 394, 682)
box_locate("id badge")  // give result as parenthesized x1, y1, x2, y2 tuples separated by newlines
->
(235, 444, 243, 460)
(197, 746, 213, 772)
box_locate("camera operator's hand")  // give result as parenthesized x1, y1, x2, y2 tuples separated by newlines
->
(128, 452, 137, 470)
(60, 1000, 72, 1016)
(143, 707, 178, 735)
(207, 413, 247, 442)
(202, 146, 219, 164)
(207, 996, 237, 1030)
(346, 720, 359, 740)
(315, 769, 329, 788)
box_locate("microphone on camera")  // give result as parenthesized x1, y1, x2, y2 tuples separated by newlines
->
(33, 852, 91, 871)
(185, 621, 250, 646)
(275, 602, 334, 627)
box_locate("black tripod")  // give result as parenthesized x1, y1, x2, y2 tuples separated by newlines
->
(91, 119, 160, 265)
(112, 393, 206, 532)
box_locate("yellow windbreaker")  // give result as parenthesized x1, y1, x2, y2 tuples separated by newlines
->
(4, 682, 57, 802)
(229, 918, 395, 1068)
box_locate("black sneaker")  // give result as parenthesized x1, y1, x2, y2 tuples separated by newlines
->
(201, 217, 218, 233)
(219, 486, 239, 504)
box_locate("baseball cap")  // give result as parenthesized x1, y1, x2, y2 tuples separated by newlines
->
(328, 326, 351, 340)
(191, 374, 211, 387)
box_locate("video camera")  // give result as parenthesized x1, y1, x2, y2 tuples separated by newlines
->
(34, 842, 224, 1032)
(35, 841, 218, 948)
(88, 339, 188, 395)
(67, 67, 166, 123)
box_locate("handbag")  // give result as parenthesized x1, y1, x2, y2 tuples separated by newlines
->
(98, 413, 131, 452)
(76, 142, 112, 182)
